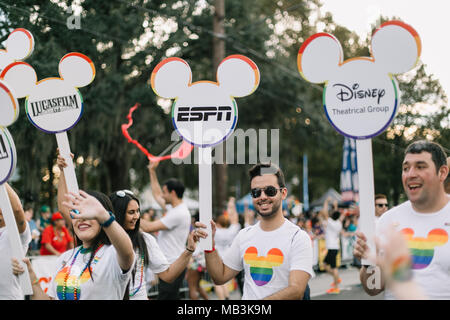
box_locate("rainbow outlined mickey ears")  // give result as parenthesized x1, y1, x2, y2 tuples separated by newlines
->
(0, 28, 35, 127)
(298, 20, 421, 83)
(0, 28, 34, 72)
(151, 55, 259, 147)
(0, 52, 95, 133)
(297, 20, 421, 139)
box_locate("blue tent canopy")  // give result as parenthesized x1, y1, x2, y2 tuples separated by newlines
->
(236, 193, 288, 214)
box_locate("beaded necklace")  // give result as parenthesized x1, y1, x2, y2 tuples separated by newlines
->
(129, 251, 145, 297)
(61, 244, 104, 300)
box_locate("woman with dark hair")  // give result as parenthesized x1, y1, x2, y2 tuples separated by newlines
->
(12, 155, 135, 300)
(109, 190, 198, 300)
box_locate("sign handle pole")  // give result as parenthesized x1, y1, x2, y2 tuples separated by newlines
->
(198, 147, 213, 251)
(0, 184, 32, 295)
(356, 138, 376, 265)
(55, 132, 79, 194)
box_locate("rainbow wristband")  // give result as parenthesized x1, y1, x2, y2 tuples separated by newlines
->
(391, 255, 413, 282)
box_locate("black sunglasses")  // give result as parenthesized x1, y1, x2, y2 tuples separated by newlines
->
(376, 203, 388, 208)
(251, 186, 284, 198)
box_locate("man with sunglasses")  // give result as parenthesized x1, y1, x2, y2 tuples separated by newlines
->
(374, 194, 389, 222)
(195, 163, 314, 300)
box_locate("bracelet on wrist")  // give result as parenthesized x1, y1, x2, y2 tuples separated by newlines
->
(32, 279, 39, 286)
(186, 247, 194, 253)
(100, 211, 116, 228)
(205, 247, 215, 253)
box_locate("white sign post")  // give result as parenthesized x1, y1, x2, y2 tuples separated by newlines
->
(1, 52, 96, 195)
(151, 56, 260, 250)
(298, 21, 421, 265)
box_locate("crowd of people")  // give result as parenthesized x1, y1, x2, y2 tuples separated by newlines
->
(1, 139, 450, 300)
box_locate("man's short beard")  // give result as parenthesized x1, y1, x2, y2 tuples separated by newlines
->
(256, 199, 281, 219)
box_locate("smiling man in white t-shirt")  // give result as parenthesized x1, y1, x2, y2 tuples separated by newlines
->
(354, 140, 450, 299)
(139, 161, 191, 300)
(196, 163, 314, 300)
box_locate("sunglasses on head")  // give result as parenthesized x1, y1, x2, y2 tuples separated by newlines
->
(376, 203, 388, 208)
(116, 189, 134, 197)
(251, 186, 283, 198)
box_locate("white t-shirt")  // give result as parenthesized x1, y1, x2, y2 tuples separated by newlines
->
(324, 218, 342, 250)
(215, 223, 241, 257)
(222, 219, 314, 300)
(157, 202, 191, 263)
(130, 232, 170, 300)
(48, 244, 135, 300)
(377, 200, 450, 300)
(0, 224, 31, 300)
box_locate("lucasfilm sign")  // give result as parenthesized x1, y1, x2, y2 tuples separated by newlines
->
(29, 94, 80, 117)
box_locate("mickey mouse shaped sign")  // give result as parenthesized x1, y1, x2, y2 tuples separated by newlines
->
(151, 55, 259, 249)
(298, 20, 421, 264)
(0, 28, 34, 295)
(1, 52, 95, 194)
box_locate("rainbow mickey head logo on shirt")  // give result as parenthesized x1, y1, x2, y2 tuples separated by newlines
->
(401, 228, 448, 270)
(244, 247, 284, 286)
(298, 20, 421, 139)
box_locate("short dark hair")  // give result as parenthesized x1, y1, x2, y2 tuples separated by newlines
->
(405, 140, 447, 173)
(248, 162, 286, 188)
(375, 194, 387, 201)
(331, 211, 341, 221)
(163, 178, 185, 199)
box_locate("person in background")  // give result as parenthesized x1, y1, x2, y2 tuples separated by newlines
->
(36, 205, 51, 235)
(319, 197, 345, 294)
(374, 194, 389, 222)
(24, 204, 40, 253)
(140, 161, 191, 300)
(213, 197, 241, 300)
(40, 212, 73, 256)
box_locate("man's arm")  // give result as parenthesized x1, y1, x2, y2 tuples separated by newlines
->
(5, 183, 27, 233)
(147, 161, 166, 210)
(204, 249, 240, 285)
(264, 270, 310, 300)
(56, 153, 73, 232)
(140, 219, 168, 233)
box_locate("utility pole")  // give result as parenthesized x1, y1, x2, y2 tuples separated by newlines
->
(212, 0, 227, 216)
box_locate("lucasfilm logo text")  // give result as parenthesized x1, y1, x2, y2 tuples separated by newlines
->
(29, 94, 80, 117)
(0, 135, 8, 160)
(177, 106, 233, 122)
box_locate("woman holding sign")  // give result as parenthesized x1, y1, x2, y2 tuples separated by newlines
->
(0, 183, 31, 300)
(109, 190, 199, 300)
(11, 156, 135, 300)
